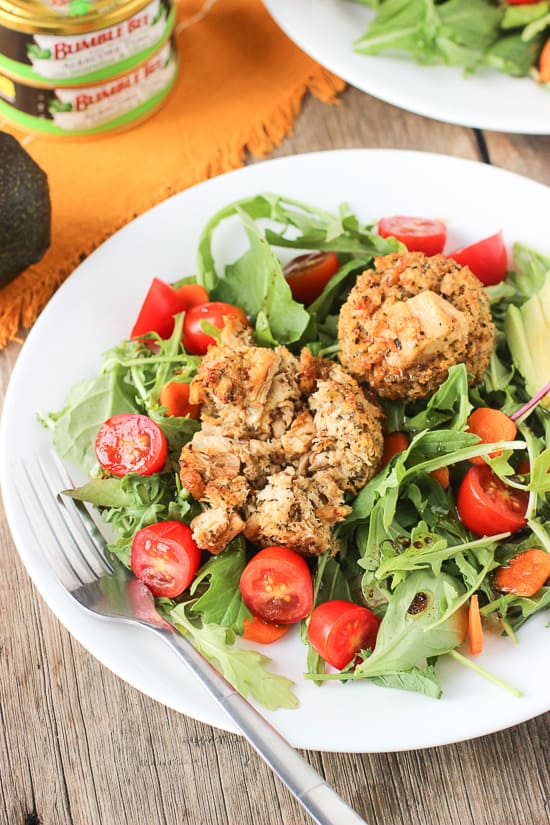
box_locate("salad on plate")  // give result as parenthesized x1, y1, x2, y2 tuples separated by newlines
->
(42, 194, 550, 711)
(351, 0, 550, 85)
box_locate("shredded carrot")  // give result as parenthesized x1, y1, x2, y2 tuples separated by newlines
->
(382, 431, 409, 467)
(429, 466, 450, 489)
(493, 548, 550, 597)
(539, 38, 550, 83)
(468, 595, 484, 655)
(159, 382, 200, 419)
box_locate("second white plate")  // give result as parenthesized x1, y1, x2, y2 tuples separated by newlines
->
(263, 0, 550, 134)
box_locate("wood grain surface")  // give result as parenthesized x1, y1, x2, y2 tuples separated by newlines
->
(1, 84, 549, 825)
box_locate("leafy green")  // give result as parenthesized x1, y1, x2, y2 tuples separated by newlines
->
(352, 0, 548, 78)
(170, 604, 299, 710)
(195, 192, 399, 347)
(67, 473, 194, 566)
(190, 538, 252, 633)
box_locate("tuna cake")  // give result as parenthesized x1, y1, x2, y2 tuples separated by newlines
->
(337, 251, 496, 401)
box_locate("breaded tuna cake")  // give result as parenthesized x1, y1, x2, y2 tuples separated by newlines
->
(337, 251, 496, 400)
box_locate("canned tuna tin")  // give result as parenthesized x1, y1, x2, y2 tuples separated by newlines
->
(0, 0, 175, 86)
(0, 36, 177, 136)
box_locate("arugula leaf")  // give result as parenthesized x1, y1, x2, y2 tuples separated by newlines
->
(67, 473, 194, 566)
(190, 538, 251, 633)
(211, 208, 311, 346)
(170, 604, 299, 710)
(405, 364, 473, 432)
(369, 664, 442, 698)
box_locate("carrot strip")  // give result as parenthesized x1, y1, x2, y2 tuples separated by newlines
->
(468, 595, 484, 655)
(539, 38, 550, 83)
(493, 548, 550, 597)
(159, 381, 200, 419)
(382, 431, 409, 467)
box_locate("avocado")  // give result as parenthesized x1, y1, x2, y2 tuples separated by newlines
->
(505, 275, 550, 410)
(0, 132, 51, 288)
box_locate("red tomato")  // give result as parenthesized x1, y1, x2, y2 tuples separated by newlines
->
(127, 578, 174, 630)
(282, 251, 340, 304)
(457, 465, 528, 537)
(308, 600, 381, 670)
(131, 278, 182, 340)
(239, 546, 314, 624)
(183, 301, 249, 355)
(242, 616, 290, 644)
(175, 283, 209, 309)
(95, 413, 168, 477)
(378, 216, 447, 256)
(505, 0, 539, 4)
(131, 520, 201, 597)
(448, 232, 507, 286)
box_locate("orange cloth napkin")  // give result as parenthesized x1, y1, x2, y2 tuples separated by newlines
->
(0, 0, 344, 349)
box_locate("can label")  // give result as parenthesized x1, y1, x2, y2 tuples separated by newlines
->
(0, 37, 177, 134)
(0, 0, 170, 82)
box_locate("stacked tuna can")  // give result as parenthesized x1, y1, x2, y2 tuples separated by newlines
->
(0, 0, 177, 136)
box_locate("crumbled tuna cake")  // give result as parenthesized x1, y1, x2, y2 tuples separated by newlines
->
(180, 320, 384, 557)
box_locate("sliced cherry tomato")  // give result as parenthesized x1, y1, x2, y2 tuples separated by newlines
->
(457, 465, 528, 537)
(183, 301, 249, 355)
(131, 520, 201, 597)
(127, 578, 174, 630)
(95, 413, 168, 477)
(283, 251, 340, 305)
(159, 381, 200, 419)
(175, 283, 209, 309)
(239, 546, 313, 624)
(131, 278, 182, 340)
(307, 600, 381, 670)
(242, 616, 290, 644)
(466, 408, 517, 465)
(448, 231, 507, 286)
(378, 216, 447, 256)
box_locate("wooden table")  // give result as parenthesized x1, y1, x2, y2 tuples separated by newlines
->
(1, 85, 549, 825)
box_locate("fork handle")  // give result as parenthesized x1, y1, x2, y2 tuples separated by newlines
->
(155, 627, 369, 825)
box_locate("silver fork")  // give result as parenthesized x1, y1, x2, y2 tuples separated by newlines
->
(14, 453, 369, 825)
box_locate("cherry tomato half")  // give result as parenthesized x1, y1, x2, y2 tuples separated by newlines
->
(308, 600, 381, 670)
(131, 521, 201, 598)
(127, 578, 174, 630)
(183, 301, 249, 355)
(131, 278, 182, 340)
(448, 231, 507, 286)
(283, 251, 340, 305)
(378, 216, 447, 256)
(239, 546, 314, 624)
(175, 283, 209, 309)
(457, 465, 528, 537)
(242, 615, 290, 644)
(95, 413, 168, 477)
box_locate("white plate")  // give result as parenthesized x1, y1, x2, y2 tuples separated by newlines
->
(262, 0, 550, 134)
(2, 149, 550, 753)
